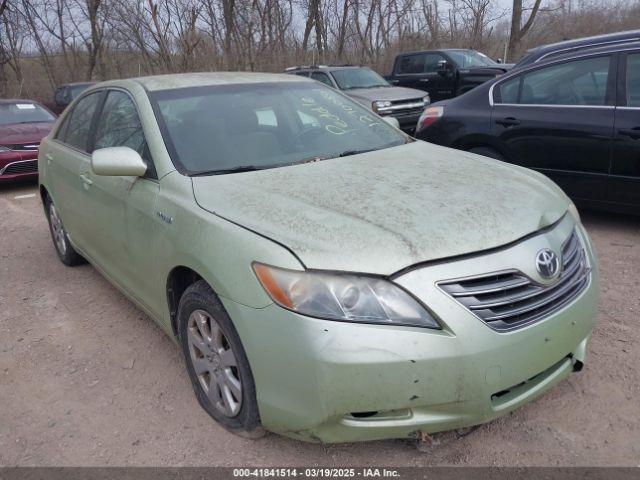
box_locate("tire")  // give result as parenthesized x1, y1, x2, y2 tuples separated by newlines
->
(468, 146, 504, 161)
(45, 196, 86, 266)
(178, 280, 265, 439)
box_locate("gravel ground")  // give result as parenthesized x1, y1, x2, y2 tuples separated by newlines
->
(1, 180, 638, 466)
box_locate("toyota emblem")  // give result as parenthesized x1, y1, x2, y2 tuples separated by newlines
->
(535, 249, 560, 279)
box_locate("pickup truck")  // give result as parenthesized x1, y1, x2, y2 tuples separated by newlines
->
(285, 65, 429, 133)
(387, 49, 512, 102)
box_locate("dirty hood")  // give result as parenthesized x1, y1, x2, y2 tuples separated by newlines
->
(192, 142, 569, 275)
(346, 86, 426, 104)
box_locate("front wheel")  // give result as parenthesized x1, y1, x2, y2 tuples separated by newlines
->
(45, 196, 86, 266)
(178, 280, 265, 438)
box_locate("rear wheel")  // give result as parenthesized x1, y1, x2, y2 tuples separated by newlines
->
(45, 196, 85, 266)
(468, 146, 504, 161)
(178, 280, 265, 438)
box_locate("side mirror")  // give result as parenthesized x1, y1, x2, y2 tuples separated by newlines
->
(496, 58, 503, 64)
(382, 116, 400, 129)
(92, 146, 147, 177)
(437, 60, 450, 76)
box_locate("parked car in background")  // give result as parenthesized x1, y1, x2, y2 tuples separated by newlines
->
(415, 42, 640, 215)
(515, 29, 640, 69)
(52, 82, 95, 114)
(0, 99, 56, 183)
(39, 72, 597, 443)
(386, 49, 512, 102)
(285, 65, 429, 132)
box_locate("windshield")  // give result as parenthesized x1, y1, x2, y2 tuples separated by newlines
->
(331, 68, 390, 90)
(150, 81, 407, 176)
(0, 102, 55, 126)
(447, 50, 497, 68)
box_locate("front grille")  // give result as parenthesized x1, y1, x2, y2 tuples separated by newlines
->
(438, 230, 590, 331)
(1, 160, 38, 175)
(390, 98, 425, 116)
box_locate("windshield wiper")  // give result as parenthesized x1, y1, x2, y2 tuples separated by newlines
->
(338, 148, 378, 157)
(192, 165, 267, 176)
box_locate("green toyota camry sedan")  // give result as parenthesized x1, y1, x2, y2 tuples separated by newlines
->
(38, 72, 598, 443)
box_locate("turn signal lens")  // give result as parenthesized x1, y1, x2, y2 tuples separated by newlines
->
(252, 262, 440, 328)
(416, 106, 444, 131)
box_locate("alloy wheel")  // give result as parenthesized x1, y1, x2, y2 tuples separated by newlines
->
(49, 203, 67, 256)
(187, 309, 243, 417)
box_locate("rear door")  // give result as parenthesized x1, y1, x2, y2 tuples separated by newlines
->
(609, 50, 640, 209)
(46, 90, 103, 247)
(81, 88, 162, 316)
(391, 53, 449, 100)
(491, 54, 615, 202)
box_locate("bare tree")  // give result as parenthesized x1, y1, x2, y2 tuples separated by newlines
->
(507, 0, 543, 61)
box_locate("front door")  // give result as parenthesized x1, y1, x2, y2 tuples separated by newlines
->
(608, 50, 640, 209)
(81, 89, 163, 317)
(491, 54, 615, 202)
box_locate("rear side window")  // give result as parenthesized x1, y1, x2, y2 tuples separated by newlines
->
(520, 56, 610, 106)
(498, 76, 520, 103)
(397, 54, 425, 74)
(60, 92, 102, 151)
(626, 53, 640, 107)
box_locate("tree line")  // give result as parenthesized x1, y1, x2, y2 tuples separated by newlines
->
(0, 0, 638, 102)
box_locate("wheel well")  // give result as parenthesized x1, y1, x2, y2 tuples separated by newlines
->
(167, 266, 203, 337)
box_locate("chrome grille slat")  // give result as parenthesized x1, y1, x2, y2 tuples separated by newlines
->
(0, 159, 38, 176)
(442, 273, 530, 297)
(437, 229, 590, 332)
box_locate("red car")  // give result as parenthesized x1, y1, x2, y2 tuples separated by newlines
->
(0, 99, 56, 183)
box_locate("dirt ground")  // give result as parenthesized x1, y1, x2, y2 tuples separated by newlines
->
(0, 180, 638, 467)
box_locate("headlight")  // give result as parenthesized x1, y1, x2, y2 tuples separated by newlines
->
(372, 100, 392, 113)
(0, 145, 10, 153)
(253, 263, 440, 328)
(423, 95, 430, 105)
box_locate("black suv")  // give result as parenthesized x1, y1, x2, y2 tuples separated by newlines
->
(415, 42, 640, 215)
(386, 49, 512, 102)
(52, 82, 95, 114)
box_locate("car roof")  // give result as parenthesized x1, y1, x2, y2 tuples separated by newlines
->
(518, 30, 640, 65)
(285, 65, 365, 72)
(60, 81, 95, 87)
(396, 48, 475, 56)
(120, 72, 310, 91)
(80, 72, 311, 94)
(528, 40, 640, 67)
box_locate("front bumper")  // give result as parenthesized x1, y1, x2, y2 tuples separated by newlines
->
(225, 217, 598, 443)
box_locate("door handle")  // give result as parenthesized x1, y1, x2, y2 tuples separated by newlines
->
(390, 79, 399, 84)
(620, 127, 640, 139)
(419, 78, 430, 83)
(45, 153, 53, 164)
(80, 173, 93, 187)
(495, 117, 521, 127)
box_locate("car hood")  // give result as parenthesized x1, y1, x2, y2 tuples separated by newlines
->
(346, 86, 426, 103)
(0, 122, 53, 145)
(192, 142, 569, 275)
